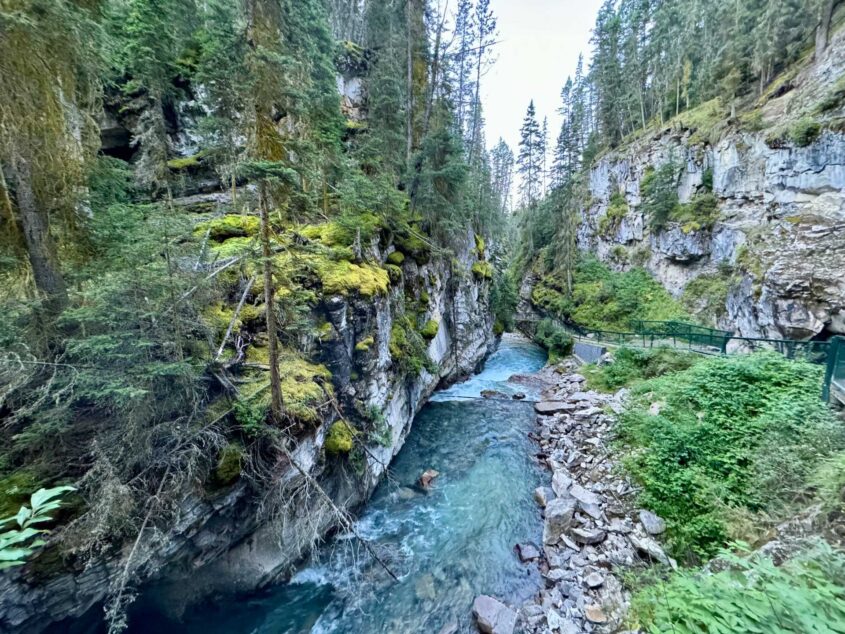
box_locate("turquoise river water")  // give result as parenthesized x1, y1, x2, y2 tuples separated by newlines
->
(138, 334, 548, 633)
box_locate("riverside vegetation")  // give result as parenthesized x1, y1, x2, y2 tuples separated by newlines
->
(2, 0, 845, 632)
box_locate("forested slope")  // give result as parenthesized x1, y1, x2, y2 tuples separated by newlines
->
(0, 1, 513, 630)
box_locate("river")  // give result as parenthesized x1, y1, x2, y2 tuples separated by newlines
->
(140, 334, 547, 633)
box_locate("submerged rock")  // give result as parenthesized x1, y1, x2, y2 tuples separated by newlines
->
(472, 595, 517, 634)
(533, 486, 554, 508)
(516, 543, 541, 562)
(418, 469, 440, 489)
(481, 389, 508, 399)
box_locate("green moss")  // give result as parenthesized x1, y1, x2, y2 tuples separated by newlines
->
(395, 228, 431, 264)
(195, 215, 260, 241)
(355, 336, 375, 353)
(788, 116, 822, 147)
(420, 290, 430, 304)
(420, 319, 439, 340)
(493, 319, 505, 336)
(385, 264, 403, 284)
(167, 154, 203, 171)
(324, 420, 356, 455)
(474, 234, 486, 258)
(314, 258, 389, 298)
(240, 346, 333, 425)
(815, 74, 845, 114)
(471, 261, 493, 280)
(386, 251, 405, 265)
(668, 98, 725, 145)
(298, 213, 381, 248)
(389, 315, 435, 374)
(317, 321, 336, 342)
(598, 190, 629, 236)
(209, 236, 256, 259)
(212, 442, 244, 486)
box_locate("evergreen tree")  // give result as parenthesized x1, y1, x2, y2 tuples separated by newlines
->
(517, 101, 543, 209)
(490, 139, 515, 214)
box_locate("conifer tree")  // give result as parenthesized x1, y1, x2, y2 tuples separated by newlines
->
(517, 101, 543, 209)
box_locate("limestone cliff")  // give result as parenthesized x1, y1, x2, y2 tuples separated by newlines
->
(0, 228, 496, 633)
(573, 33, 845, 340)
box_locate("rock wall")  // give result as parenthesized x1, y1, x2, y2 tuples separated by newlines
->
(575, 31, 845, 340)
(580, 128, 845, 339)
(0, 229, 496, 634)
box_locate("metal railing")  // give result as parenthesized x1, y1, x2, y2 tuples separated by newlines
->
(518, 317, 841, 403)
(823, 336, 845, 405)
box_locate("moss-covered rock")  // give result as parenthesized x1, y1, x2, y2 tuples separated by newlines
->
(474, 234, 486, 258)
(471, 261, 493, 280)
(324, 420, 356, 455)
(212, 442, 244, 487)
(385, 263, 403, 284)
(167, 153, 203, 171)
(240, 346, 333, 425)
(314, 258, 389, 298)
(354, 336, 375, 353)
(386, 251, 405, 266)
(420, 319, 439, 340)
(396, 227, 431, 264)
(196, 215, 260, 241)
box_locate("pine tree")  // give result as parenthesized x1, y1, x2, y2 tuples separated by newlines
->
(517, 101, 543, 209)
(490, 139, 515, 214)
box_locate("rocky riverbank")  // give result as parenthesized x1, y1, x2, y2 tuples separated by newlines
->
(474, 357, 675, 634)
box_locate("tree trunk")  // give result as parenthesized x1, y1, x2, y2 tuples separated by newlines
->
(259, 182, 284, 422)
(10, 156, 67, 313)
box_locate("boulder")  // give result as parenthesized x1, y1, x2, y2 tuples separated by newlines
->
(639, 510, 666, 535)
(418, 469, 440, 489)
(584, 572, 604, 588)
(569, 483, 601, 507)
(543, 496, 577, 545)
(472, 595, 517, 634)
(533, 486, 554, 508)
(630, 534, 675, 568)
(551, 471, 573, 496)
(584, 604, 608, 624)
(512, 392, 527, 400)
(570, 528, 606, 545)
(481, 390, 508, 399)
(534, 401, 577, 415)
(516, 543, 541, 562)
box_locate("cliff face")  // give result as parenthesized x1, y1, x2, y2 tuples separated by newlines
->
(582, 129, 845, 340)
(0, 229, 496, 633)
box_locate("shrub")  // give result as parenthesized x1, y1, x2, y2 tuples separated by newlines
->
(598, 190, 629, 237)
(682, 272, 732, 324)
(618, 353, 845, 560)
(788, 116, 822, 147)
(630, 541, 845, 633)
(584, 346, 699, 391)
(641, 162, 680, 232)
(534, 319, 573, 362)
(389, 315, 435, 374)
(532, 257, 688, 332)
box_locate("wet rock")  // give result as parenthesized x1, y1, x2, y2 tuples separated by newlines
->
(512, 392, 527, 400)
(418, 469, 440, 489)
(543, 496, 577, 545)
(516, 543, 541, 562)
(481, 389, 508, 399)
(534, 486, 554, 508)
(472, 595, 517, 634)
(535, 401, 577, 415)
(571, 528, 606, 545)
(639, 510, 666, 535)
(396, 487, 418, 501)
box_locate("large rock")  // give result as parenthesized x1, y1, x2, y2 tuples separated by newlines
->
(472, 595, 517, 634)
(639, 510, 666, 535)
(534, 401, 577, 415)
(543, 496, 577, 545)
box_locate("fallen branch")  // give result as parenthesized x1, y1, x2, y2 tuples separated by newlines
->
(214, 275, 256, 362)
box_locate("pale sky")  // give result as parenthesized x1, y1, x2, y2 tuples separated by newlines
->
(482, 0, 605, 152)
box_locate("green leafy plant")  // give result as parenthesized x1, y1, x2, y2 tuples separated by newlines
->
(584, 346, 699, 391)
(618, 353, 845, 560)
(534, 319, 573, 362)
(0, 486, 74, 570)
(630, 541, 845, 633)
